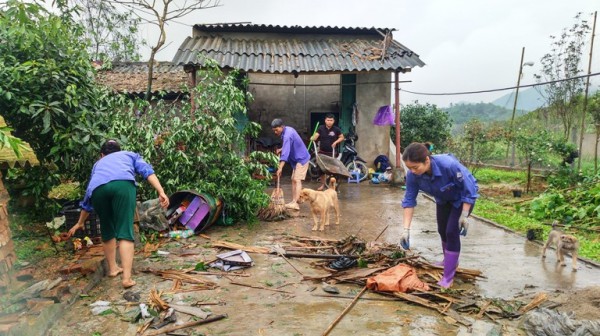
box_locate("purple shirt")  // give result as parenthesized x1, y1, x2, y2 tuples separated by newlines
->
(279, 126, 310, 166)
(81, 151, 155, 211)
(402, 154, 479, 209)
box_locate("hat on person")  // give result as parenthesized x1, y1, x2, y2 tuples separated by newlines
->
(271, 118, 284, 128)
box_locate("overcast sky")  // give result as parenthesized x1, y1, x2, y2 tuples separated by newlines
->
(139, 0, 599, 108)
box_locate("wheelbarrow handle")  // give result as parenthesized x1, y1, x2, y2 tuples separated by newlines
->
(307, 122, 320, 152)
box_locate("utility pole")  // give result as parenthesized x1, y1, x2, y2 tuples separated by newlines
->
(506, 47, 526, 167)
(394, 70, 401, 169)
(577, 11, 597, 171)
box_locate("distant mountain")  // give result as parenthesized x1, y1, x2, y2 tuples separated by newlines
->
(490, 87, 546, 111)
(444, 102, 526, 124)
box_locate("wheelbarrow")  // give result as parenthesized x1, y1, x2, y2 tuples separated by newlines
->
(312, 147, 351, 190)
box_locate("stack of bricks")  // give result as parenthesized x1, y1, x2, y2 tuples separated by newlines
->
(0, 177, 14, 292)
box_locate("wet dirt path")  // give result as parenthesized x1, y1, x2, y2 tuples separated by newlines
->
(46, 181, 600, 336)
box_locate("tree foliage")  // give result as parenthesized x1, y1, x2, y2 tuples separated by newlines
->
(113, 0, 220, 100)
(0, 0, 112, 213)
(108, 61, 276, 223)
(535, 12, 592, 140)
(71, 0, 144, 62)
(393, 103, 452, 151)
(447, 119, 506, 170)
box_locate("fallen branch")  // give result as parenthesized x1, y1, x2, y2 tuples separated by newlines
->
(229, 281, 293, 294)
(281, 252, 358, 259)
(312, 293, 399, 302)
(518, 292, 547, 314)
(322, 286, 367, 336)
(373, 225, 389, 242)
(145, 314, 227, 336)
(390, 292, 472, 327)
(211, 241, 271, 254)
(284, 246, 335, 250)
(476, 300, 491, 319)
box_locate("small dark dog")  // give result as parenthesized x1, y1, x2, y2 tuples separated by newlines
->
(298, 178, 340, 231)
(542, 221, 580, 272)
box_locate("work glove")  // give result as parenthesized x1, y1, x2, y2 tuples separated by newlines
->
(399, 228, 410, 250)
(459, 212, 471, 237)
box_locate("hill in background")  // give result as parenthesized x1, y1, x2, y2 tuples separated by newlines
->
(490, 87, 546, 112)
(443, 102, 527, 133)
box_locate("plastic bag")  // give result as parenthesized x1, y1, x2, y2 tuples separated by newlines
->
(522, 308, 600, 336)
(372, 105, 395, 126)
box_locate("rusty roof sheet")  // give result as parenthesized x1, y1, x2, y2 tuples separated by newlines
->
(95, 62, 188, 94)
(0, 116, 39, 169)
(173, 25, 424, 73)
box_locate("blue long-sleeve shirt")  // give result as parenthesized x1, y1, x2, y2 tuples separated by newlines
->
(401, 154, 479, 209)
(81, 151, 155, 212)
(279, 126, 310, 166)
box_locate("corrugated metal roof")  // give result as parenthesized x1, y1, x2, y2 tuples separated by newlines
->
(0, 116, 39, 168)
(173, 25, 424, 73)
(103, 61, 183, 74)
(95, 62, 188, 94)
(193, 23, 392, 35)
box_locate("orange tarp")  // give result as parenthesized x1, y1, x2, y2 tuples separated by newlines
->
(366, 263, 430, 292)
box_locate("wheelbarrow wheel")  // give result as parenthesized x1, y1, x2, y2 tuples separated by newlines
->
(308, 157, 322, 180)
(346, 161, 369, 182)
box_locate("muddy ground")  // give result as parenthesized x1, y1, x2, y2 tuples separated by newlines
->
(26, 181, 600, 335)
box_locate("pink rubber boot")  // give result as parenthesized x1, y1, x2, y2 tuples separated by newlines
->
(437, 250, 460, 288)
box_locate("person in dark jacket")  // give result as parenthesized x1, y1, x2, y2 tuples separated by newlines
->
(68, 140, 169, 288)
(400, 142, 479, 288)
(310, 114, 344, 190)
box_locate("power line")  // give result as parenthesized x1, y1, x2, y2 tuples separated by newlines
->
(401, 71, 600, 96)
(248, 80, 412, 87)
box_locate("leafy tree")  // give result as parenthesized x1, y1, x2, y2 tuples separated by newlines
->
(71, 0, 144, 62)
(108, 61, 276, 223)
(393, 103, 452, 151)
(0, 0, 112, 214)
(113, 0, 220, 100)
(535, 12, 591, 140)
(448, 119, 506, 171)
(513, 128, 553, 193)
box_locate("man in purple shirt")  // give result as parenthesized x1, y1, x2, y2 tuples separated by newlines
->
(271, 119, 310, 210)
(68, 140, 169, 289)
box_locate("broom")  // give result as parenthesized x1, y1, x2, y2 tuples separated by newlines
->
(258, 175, 288, 221)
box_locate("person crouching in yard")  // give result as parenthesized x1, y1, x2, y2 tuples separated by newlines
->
(68, 140, 169, 288)
(399, 142, 479, 288)
(310, 113, 344, 191)
(271, 118, 310, 211)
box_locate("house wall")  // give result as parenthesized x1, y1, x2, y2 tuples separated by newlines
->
(0, 176, 14, 291)
(247, 71, 394, 169)
(355, 72, 392, 168)
(247, 73, 340, 141)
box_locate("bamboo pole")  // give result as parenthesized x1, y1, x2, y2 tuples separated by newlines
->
(145, 314, 227, 336)
(322, 286, 367, 336)
(577, 11, 597, 170)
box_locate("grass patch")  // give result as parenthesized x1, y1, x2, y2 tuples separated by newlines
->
(9, 213, 68, 266)
(474, 198, 599, 262)
(473, 168, 526, 185)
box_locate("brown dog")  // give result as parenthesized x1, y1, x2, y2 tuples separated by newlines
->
(542, 221, 579, 272)
(298, 178, 340, 231)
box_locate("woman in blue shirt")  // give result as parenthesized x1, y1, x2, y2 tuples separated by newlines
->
(68, 140, 169, 288)
(400, 142, 479, 288)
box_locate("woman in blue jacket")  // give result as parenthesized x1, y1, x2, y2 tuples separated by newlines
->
(400, 142, 479, 288)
